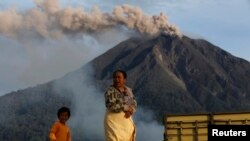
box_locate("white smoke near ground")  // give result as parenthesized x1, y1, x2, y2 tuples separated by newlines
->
(52, 65, 106, 140)
(52, 65, 164, 141)
(135, 108, 165, 141)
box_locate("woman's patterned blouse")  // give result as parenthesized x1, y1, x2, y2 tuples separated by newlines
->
(105, 85, 137, 113)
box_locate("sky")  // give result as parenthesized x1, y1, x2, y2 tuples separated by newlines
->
(0, 0, 249, 95)
(0, 0, 249, 140)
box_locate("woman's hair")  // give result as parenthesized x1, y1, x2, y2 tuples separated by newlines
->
(57, 106, 71, 118)
(113, 69, 127, 79)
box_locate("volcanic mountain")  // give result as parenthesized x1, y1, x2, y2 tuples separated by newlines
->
(0, 34, 250, 141)
(92, 34, 250, 115)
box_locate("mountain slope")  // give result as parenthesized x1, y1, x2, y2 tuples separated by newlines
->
(91, 34, 250, 119)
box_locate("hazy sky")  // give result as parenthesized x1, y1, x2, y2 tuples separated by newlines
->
(0, 0, 250, 95)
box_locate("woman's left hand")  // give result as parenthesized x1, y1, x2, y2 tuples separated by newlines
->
(124, 111, 132, 118)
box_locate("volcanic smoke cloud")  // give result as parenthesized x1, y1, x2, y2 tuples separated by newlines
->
(0, 0, 182, 39)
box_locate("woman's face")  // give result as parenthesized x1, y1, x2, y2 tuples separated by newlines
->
(113, 72, 126, 88)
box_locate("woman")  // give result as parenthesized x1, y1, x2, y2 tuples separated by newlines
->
(104, 70, 137, 141)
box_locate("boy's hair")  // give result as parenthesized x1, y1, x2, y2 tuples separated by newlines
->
(57, 106, 71, 118)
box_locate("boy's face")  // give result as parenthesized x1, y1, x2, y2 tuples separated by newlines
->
(59, 111, 69, 124)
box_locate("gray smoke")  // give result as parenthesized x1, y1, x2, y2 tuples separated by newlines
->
(0, 0, 181, 39)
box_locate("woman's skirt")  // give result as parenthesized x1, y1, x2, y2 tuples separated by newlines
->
(104, 110, 136, 141)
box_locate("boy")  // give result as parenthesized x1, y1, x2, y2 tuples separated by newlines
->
(49, 106, 71, 141)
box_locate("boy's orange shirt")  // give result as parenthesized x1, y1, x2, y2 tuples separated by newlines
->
(49, 121, 71, 141)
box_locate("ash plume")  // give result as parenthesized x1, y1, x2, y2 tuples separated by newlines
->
(0, 0, 182, 39)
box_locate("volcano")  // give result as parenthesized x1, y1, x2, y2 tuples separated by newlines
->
(91, 34, 250, 118)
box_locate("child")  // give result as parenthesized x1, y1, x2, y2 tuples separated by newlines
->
(49, 106, 71, 141)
